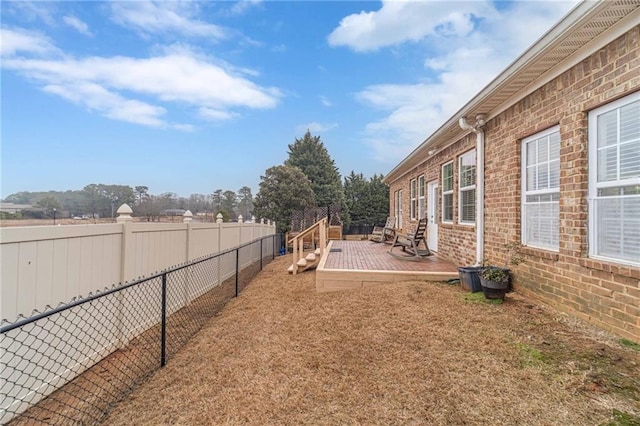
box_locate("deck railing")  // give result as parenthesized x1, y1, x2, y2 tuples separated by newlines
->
(289, 218, 327, 275)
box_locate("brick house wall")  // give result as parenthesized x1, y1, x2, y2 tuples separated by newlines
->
(388, 26, 639, 340)
(484, 27, 639, 340)
(389, 135, 478, 267)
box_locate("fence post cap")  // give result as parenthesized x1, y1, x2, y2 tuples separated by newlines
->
(216, 213, 223, 223)
(260, 218, 264, 224)
(238, 214, 243, 223)
(117, 203, 133, 215)
(116, 203, 133, 223)
(183, 210, 193, 223)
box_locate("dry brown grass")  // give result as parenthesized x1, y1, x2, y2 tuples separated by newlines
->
(102, 255, 640, 425)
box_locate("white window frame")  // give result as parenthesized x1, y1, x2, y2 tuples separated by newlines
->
(458, 150, 476, 225)
(410, 178, 417, 220)
(521, 126, 560, 251)
(418, 175, 426, 220)
(588, 91, 640, 266)
(394, 189, 403, 229)
(442, 162, 454, 223)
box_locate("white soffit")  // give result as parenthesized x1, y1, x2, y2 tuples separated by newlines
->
(384, 0, 640, 184)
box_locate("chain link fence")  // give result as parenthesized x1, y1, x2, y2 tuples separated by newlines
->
(1, 234, 283, 425)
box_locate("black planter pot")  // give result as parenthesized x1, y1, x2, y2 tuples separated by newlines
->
(479, 267, 510, 300)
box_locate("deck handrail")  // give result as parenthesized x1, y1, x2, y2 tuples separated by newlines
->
(290, 218, 327, 275)
(287, 217, 327, 244)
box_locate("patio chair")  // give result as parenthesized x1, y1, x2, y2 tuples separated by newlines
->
(369, 216, 396, 243)
(388, 217, 431, 260)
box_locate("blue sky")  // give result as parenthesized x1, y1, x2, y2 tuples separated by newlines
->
(1, 0, 578, 198)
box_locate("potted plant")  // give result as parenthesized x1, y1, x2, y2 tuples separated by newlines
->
(479, 243, 525, 300)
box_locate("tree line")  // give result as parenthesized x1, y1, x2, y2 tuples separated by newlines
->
(3, 131, 389, 230)
(2, 184, 254, 222)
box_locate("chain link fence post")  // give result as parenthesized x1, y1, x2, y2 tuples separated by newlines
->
(235, 248, 240, 298)
(161, 272, 167, 367)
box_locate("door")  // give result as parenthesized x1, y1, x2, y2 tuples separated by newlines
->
(427, 181, 438, 252)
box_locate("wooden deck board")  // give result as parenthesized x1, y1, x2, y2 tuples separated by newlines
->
(316, 240, 459, 292)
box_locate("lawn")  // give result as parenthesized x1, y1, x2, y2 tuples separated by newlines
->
(103, 255, 640, 425)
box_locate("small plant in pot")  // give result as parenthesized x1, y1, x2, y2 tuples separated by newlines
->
(480, 243, 525, 300)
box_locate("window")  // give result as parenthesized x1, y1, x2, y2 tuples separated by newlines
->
(410, 178, 417, 220)
(459, 150, 476, 224)
(442, 162, 454, 222)
(394, 189, 403, 229)
(522, 126, 560, 250)
(589, 92, 640, 265)
(418, 175, 426, 219)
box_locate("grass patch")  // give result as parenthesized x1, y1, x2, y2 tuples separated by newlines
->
(620, 339, 640, 352)
(462, 292, 503, 305)
(516, 343, 549, 367)
(600, 409, 640, 426)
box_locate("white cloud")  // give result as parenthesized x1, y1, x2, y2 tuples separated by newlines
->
(228, 0, 263, 16)
(0, 28, 60, 57)
(336, 0, 579, 163)
(199, 107, 239, 122)
(328, 1, 485, 52)
(2, 28, 282, 128)
(5, 1, 57, 26)
(296, 122, 338, 134)
(110, 1, 227, 39)
(320, 96, 332, 107)
(43, 82, 166, 127)
(63, 16, 93, 36)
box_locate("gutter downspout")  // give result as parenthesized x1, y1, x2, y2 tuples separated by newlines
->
(459, 115, 486, 266)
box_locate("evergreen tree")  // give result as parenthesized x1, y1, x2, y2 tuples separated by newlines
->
(343, 172, 389, 228)
(369, 174, 390, 226)
(254, 165, 315, 233)
(285, 131, 345, 209)
(134, 186, 149, 205)
(343, 171, 368, 226)
(237, 186, 253, 220)
(211, 189, 223, 214)
(221, 190, 238, 220)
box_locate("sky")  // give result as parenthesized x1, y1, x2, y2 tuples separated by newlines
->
(1, 0, 579, 199)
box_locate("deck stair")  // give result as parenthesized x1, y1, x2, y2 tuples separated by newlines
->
(287, 248, 322, 273)
(288, 218, 328, 274)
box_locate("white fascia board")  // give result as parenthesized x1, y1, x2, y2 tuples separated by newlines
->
(491, 6, 640, 120)
(383, 0, 608, 184)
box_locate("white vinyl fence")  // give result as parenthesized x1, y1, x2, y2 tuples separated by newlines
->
(1, 220, 275, 321)
(0, 220, 276, 423)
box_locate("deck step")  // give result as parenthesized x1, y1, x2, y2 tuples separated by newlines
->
(288, 247, 325, 274)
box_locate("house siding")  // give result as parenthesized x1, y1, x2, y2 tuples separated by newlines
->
(389, 26, 640, 340)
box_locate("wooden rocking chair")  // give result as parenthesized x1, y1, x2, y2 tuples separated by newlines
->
(369, 216, 396, 243)
(389, 218, 431, 259)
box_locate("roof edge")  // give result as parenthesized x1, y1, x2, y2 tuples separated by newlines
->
(383, 0, 611, 184)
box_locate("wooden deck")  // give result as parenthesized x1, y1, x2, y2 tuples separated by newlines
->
(316, 240, 459, 292)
